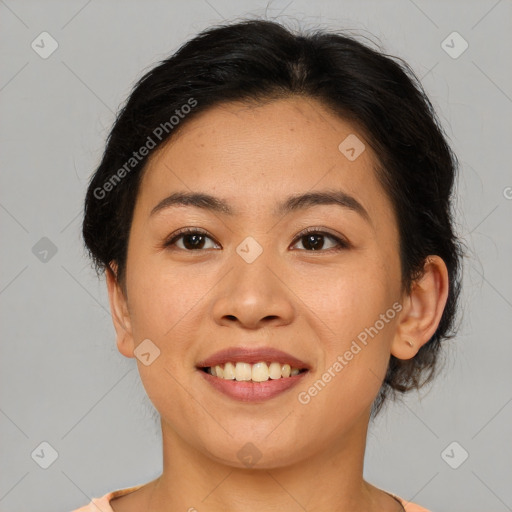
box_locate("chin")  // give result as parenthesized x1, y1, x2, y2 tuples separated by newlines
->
(202, 434, 313, 470)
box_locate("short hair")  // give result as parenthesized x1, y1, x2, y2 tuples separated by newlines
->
(82, 19, 464, 416)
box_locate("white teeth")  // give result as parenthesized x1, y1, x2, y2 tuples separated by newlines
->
(268, 362, 282, 379)
(252, 362, 269, 382)
(235, 362, 252, 381)
(223, 361, 236, 380)
(206, 361, 303, 381)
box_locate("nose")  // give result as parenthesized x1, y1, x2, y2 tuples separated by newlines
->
(211, 253, 296, 330)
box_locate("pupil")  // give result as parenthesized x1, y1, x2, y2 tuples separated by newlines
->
(185, 234, 204, 249)
(306, 234, 323, 250)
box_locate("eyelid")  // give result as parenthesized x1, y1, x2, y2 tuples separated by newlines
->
(291, 227, 350, 250)
(162, 227, 219, 249)
(162, 226, 350, 251)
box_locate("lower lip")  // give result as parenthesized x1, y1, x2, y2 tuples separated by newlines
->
(197, 369, 308, 402)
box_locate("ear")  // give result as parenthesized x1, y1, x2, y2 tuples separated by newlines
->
(105, 262, 135, 359)
(391, 255, 450, 360)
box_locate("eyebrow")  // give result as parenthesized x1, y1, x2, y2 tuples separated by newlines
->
(150, 189, 371, 224)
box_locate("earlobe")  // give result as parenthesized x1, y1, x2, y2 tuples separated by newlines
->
(391, 256, 449, 360)
(105, 262, 135, 359)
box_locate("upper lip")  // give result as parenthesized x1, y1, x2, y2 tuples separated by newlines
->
(196, 347, 311, 370)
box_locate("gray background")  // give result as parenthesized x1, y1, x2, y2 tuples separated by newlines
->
(1, 1, 511, 511)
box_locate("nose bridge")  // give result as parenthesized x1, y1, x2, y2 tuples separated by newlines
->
(211, 241, 295, 329)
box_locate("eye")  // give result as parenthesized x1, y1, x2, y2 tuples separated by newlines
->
(290, 228, 349, 252)
(163, 228, 220, 251)
(162, 227, 349, 252)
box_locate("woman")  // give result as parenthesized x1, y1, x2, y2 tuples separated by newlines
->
(73, 18, 463, 512)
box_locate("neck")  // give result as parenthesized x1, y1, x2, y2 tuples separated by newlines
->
(145, 410, 387, 512)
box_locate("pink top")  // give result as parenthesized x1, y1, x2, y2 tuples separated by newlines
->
(70, 484, 432, 511)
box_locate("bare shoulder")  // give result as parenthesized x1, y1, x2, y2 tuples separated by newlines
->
(109, 484, 153, 512)
(364, 482, 431, 512)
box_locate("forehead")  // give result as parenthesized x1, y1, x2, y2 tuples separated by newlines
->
(138, 97, 393, 224)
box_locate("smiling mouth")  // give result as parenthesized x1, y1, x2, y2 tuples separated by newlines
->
(199, 361, 308, 382)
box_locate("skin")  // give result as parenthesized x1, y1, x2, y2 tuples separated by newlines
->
(106, 97, 449, 512)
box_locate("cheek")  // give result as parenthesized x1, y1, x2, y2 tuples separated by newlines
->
(295, 256, 395, 338)
(126, 263, 210, 414)
(125, 254, 212, 345)
(294, 273, 396, 431)
(293, 253, 398, 393)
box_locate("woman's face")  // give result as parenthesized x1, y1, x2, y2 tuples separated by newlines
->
(114, 97, 404, 468)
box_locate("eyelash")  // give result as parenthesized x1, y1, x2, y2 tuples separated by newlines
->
(162, 227, 350, 252)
